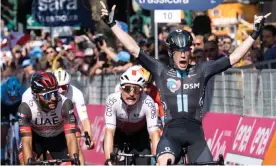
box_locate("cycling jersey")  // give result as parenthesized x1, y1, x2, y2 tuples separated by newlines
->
(18, 90, 76, 138)
(23, 86, 88, 121)
(0, 80, 26, 105)
(65, 85, 88, 121)
(147, 83, 165, 123)
(105, 92, 159, 134)
(137, 49, 231, 123)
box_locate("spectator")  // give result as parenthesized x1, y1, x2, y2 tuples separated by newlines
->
(19, 59, 35, 87)
(204, 41, 224, 61)
(98, 39, 130, 63)
(193, 35, 204, 49)
(158, 26, 169, 41)
(222, 35, 233, 55)
(203, 33, 218, 44)
(262, 25, 276, 62)
(194, 49, 206, 64)
(45, 46, 58, 71)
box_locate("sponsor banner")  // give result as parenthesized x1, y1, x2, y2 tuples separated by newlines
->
(230, 116, 276, 159)
(32, 0, 92, 27)
(135, 0, 223, 10)
(79, 105, 105, 164)
(202, 112, 241, 160)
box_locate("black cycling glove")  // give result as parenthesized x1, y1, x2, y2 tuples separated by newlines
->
(251, 14, 269, 40)
(101, 7, 116, 28)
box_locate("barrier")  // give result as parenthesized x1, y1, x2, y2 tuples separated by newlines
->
(79, 105, 105, 165)
(203, 112, 276, 165)
(203, 113, 241, 161)
(81, 106, 276, 165)
(69, 68, 276, 118)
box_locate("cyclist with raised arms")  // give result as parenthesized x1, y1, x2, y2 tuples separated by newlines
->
(1, 76, 26, 164)
(100, 2, 270, 165)
(104, 66, 160, 165)
(18, 72, 79, 165)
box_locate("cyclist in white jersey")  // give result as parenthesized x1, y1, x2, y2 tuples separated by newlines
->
(18, 72, 79, 165)
(104, 66, 160, 165)
(53, 69, 94, 165)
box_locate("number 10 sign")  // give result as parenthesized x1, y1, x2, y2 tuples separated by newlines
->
(154, 10, 181, 23)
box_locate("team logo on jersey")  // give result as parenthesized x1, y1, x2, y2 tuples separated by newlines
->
(166, 78, 181, 93)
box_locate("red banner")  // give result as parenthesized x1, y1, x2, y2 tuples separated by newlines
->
(229, 116, 276, 158)
(202, 112, 241, 160)
(79, 105, 276, 165)
(80, 105, 105, 165)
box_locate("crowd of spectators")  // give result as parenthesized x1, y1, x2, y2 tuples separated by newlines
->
(1, 18, 276, 87)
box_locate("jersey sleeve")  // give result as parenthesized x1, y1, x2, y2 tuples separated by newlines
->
(72, 86, 88, 121)
(104, 95, 117, 129)
(62, 99, 77, 134)
(202, 56, 232, 82)
(143, 96, 159, 132)
(18, 102, 32, 137)
(137, 49, 165, 76)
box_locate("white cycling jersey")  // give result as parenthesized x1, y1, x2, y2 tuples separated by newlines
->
(19, 89, 75, 137)
(105, 92, 159, 134)
(23, 86, 88, 121)
(65, 85, 88, 121)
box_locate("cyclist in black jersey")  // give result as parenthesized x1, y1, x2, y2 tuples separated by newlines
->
(100, 2, 270, 164)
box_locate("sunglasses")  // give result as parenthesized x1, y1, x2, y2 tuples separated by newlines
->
(39, 90, 58, 100)
(121, 85, 142, 94)
(58, 85, 69, 91)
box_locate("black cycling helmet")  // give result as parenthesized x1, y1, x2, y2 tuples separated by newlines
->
(166, 29, 193, 54)
(31, 72, 58, 93)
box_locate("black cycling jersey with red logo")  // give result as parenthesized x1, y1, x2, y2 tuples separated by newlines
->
(137, 50, 231, 123)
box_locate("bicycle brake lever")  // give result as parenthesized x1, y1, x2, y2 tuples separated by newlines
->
(84, 131, 91, 148)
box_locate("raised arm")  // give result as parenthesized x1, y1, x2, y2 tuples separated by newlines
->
(229, 13, 271, 65)
(100, 1, 140, 57)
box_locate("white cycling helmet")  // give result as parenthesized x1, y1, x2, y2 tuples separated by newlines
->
(120, 65, 146, 88)
(53, 69, 71, 86)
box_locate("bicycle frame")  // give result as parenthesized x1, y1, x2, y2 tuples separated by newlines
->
(7, 114, 20, 165)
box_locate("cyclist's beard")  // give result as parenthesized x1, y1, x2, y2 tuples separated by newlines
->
(38, 99, 58, 111)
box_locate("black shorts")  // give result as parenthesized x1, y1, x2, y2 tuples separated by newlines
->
(1, 103, 20, 125)
(20, 132, 70, 160)
(112, 127, 151, 165)
(156, 118, 213, 163)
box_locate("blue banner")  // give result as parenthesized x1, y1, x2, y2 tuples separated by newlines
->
(135, 0, 223, 10)
(32, 0, 92, 27)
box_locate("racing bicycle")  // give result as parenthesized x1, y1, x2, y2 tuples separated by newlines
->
(108, 142, 155, 165)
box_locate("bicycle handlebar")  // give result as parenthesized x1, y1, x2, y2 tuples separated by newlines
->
(28, 153, 80, 165)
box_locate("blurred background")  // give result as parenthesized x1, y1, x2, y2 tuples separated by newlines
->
(1, 0, 276, 115)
